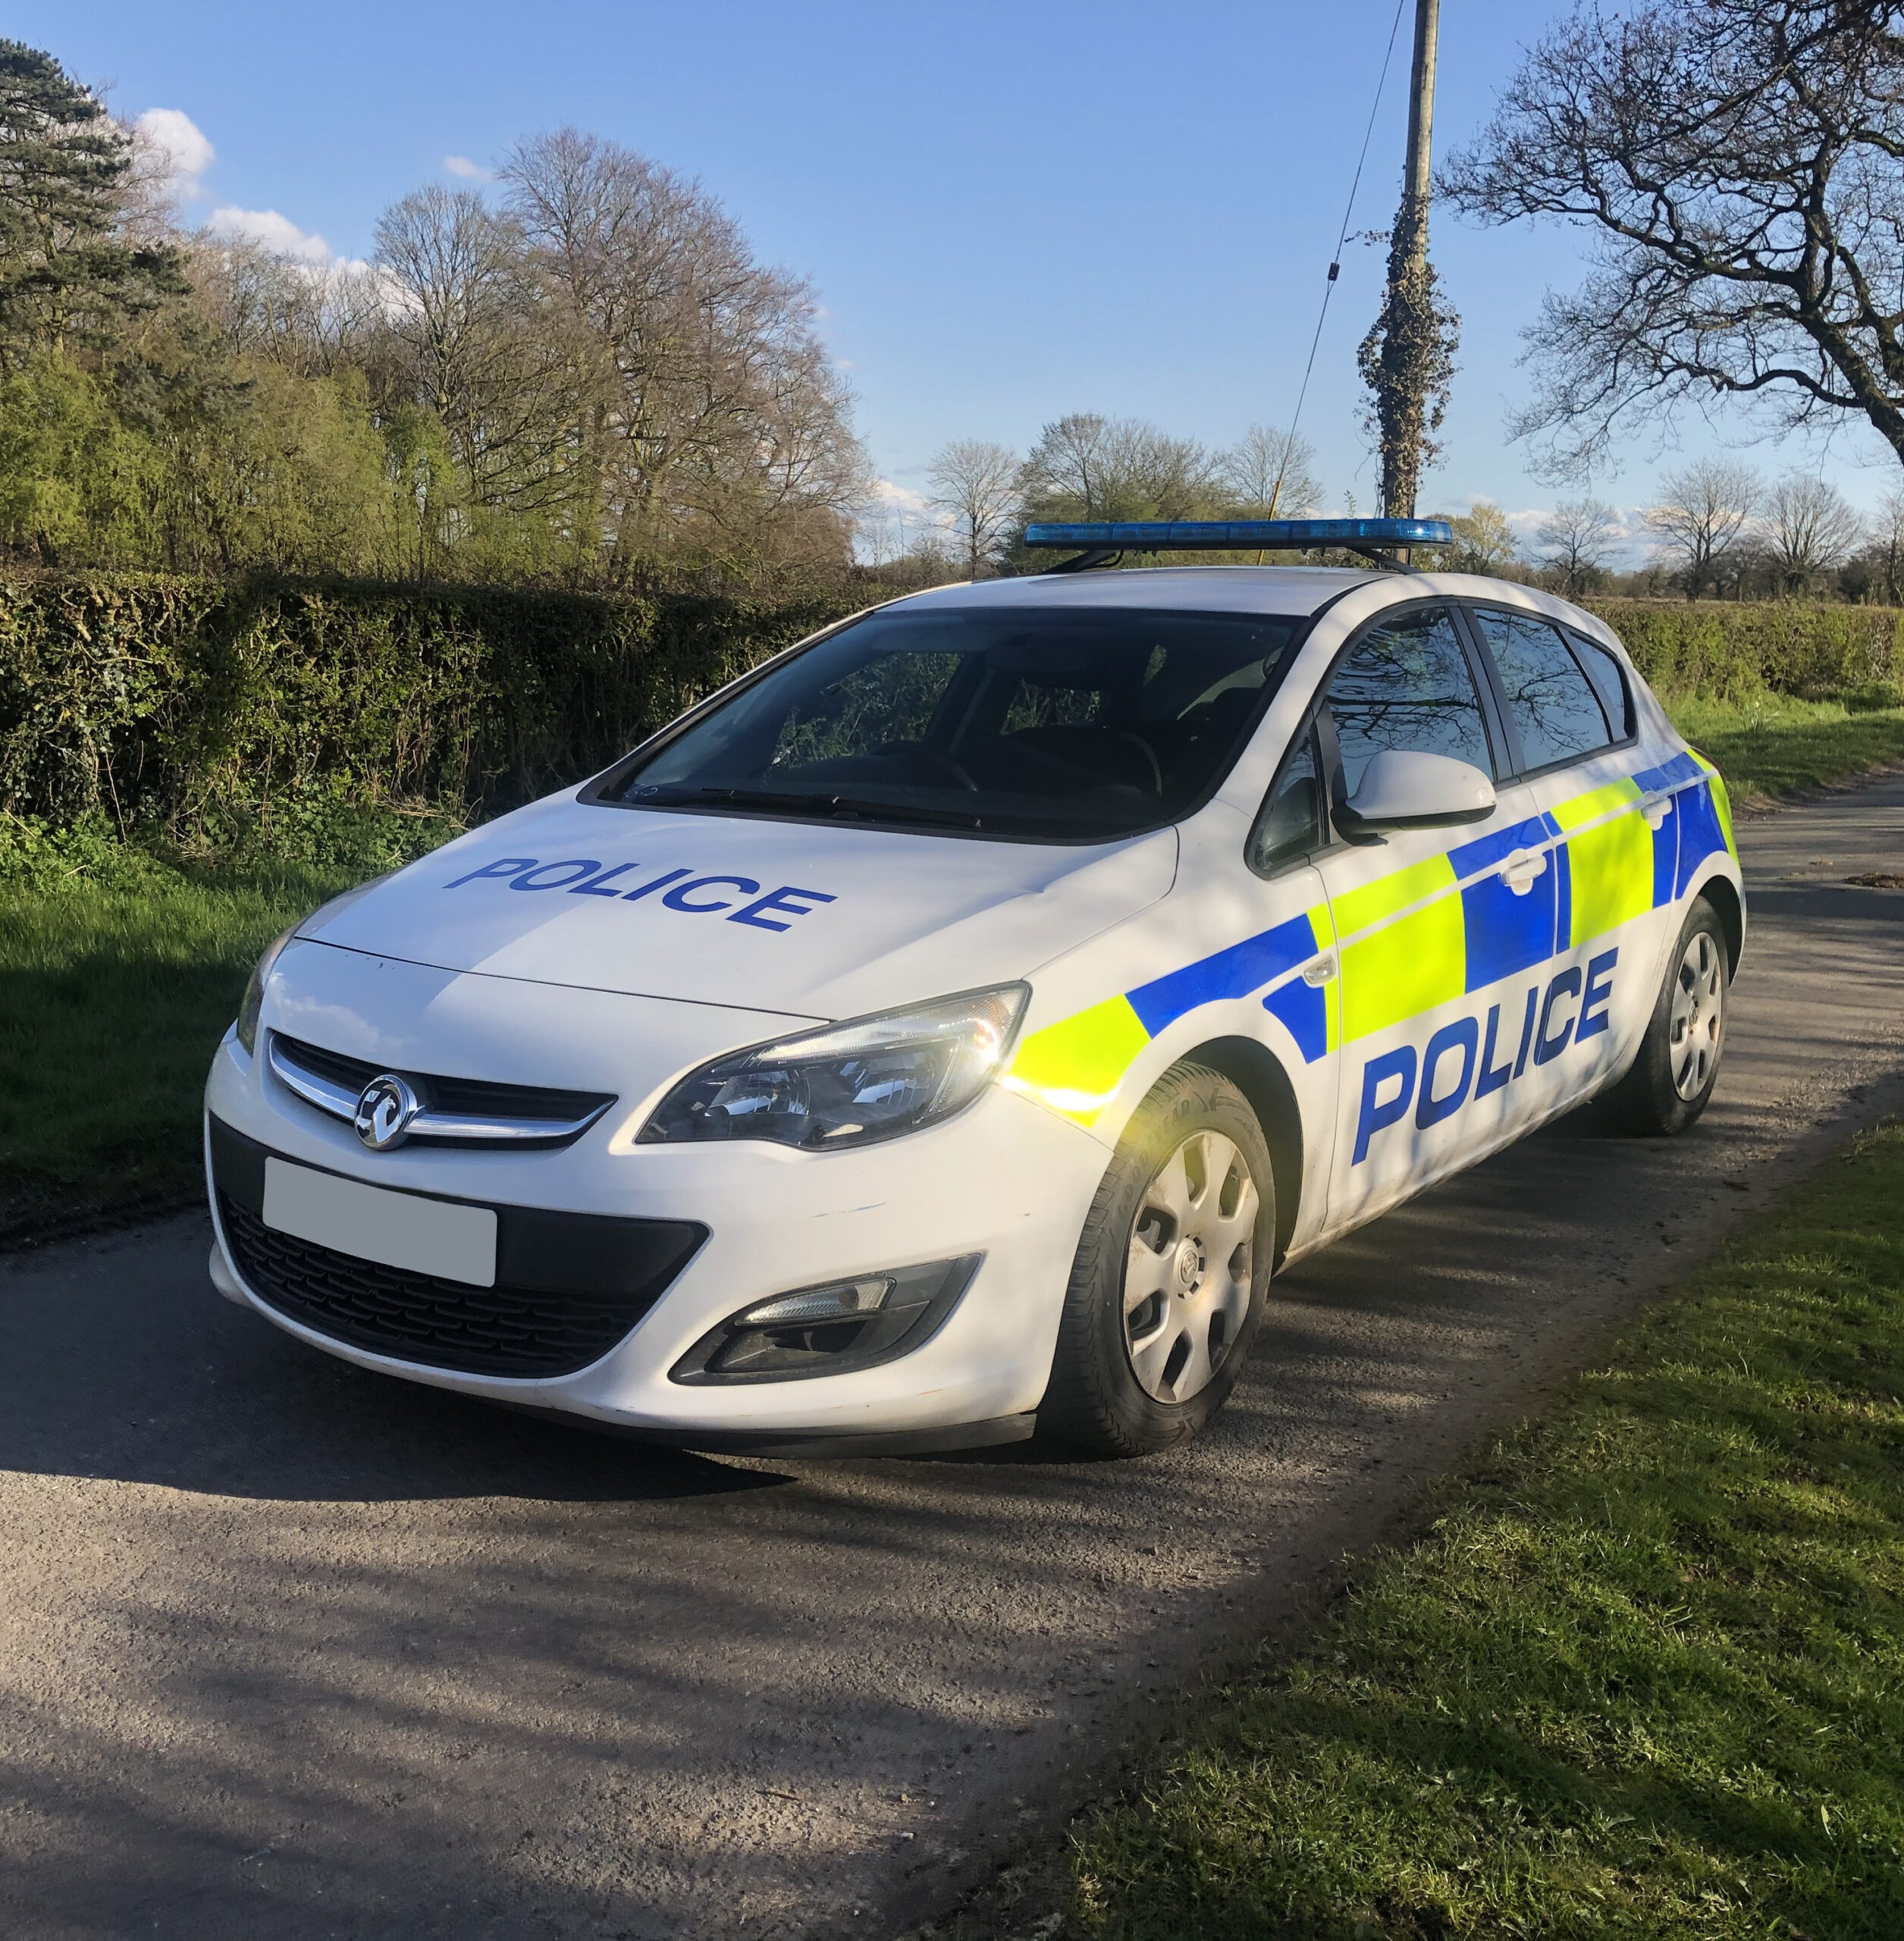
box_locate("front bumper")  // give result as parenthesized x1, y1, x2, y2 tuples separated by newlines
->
(203, 974, 1110, 1444)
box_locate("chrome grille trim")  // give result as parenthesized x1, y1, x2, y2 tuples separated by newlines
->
(265, 1033, 615, 1146)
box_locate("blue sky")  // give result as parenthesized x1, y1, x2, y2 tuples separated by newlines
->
(34, 0, 1901, 556)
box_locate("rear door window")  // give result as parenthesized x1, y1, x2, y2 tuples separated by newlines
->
(1567, 632, 1635, 741)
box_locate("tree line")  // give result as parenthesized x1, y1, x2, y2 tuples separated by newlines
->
(0, 41, 867, 591)
(911, 428, 1894, 604)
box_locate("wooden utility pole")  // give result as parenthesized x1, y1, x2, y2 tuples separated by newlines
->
(1370, 0, 1443, 520)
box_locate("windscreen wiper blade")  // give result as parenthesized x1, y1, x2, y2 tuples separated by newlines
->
(626, 784, 989, 828)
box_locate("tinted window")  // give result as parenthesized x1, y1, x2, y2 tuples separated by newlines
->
(1324, 607, 1495, 795)
(1473, 610, 1612, 771)
(1250, 729, 1324, 874)
(1570, 632, 1634, 739)
(610, 607, 1303, 840)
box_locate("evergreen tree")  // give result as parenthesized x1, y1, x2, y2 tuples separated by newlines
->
(0, 41, 185, 366)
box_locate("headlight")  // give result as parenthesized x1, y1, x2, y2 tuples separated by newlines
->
(235, 925, 297, 1056)
(639, 984, 1029, 1150)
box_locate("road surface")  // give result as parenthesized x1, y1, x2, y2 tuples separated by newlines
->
(3, 771, 1902, 1941)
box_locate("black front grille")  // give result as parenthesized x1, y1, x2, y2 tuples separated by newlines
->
(210, 1119, 705, 1379)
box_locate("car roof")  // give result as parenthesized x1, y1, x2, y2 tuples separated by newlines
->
(877, 566, 1625, 654)
(883, 564, 1385, 619)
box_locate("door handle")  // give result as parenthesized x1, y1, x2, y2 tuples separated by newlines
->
(1498, 850, 1548, 896)
(1641, 793, 1672, 829)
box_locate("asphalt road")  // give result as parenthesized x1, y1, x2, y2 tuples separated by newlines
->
(4, 773, 1903, 1941)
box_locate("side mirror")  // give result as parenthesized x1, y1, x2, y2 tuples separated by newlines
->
(1333, 748, 1496, 838)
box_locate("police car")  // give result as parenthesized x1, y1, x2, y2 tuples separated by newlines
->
(204, 519, 1742, 1458)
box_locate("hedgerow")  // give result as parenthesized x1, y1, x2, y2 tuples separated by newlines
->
(0, 572, 870, 848)
(3, 575, 1899, 861)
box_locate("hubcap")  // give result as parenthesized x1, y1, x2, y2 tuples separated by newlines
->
(1667, 929, 1725, 1101)
(1123, 1130, 1258, 1404)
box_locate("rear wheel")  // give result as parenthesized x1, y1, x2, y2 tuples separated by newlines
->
(1040, 1065, 1273, 1457)
(1595, 895, 1729, 1136)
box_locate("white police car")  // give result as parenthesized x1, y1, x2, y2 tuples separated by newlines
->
(204, 519, 1742, 1457)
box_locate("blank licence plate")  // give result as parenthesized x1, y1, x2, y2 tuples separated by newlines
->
(262, 1158, 497, 1288)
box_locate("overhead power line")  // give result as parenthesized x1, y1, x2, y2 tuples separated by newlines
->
(1266, 0, 1411, 520)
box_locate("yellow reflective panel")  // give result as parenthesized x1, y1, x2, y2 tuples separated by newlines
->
(1332, 851, 1457, 939)
(1002, 994, 1150, 1125)
(1340, 892, 1466, 1042)
(1568, 810, 1653, 945)
(1306, 902, 1341, 1051)
(1550, 776, 1643, 831)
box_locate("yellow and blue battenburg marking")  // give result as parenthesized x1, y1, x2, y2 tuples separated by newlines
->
(1002, 751, 1736, 1126)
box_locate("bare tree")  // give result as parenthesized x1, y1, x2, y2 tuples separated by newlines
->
(1441, 0, 1904, 477)
(1646, 459, 1761, 597)
(1438, 501, 1521, 575)
(1221, 424, 1322, 517)
(1855, 484, 1904, 605)
(499, 128, 867, 582)
(1019, 414, 1222, 524)
(927, 439, 1019, 580)
(1535, 497, 1620, 595)
(1763, 474, 1863, 593)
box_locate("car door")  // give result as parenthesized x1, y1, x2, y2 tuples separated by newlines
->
(1466, 604, 1677, 1109)
(1307, 602, 1552, 1236)
(1239, 719, 1344, 1229)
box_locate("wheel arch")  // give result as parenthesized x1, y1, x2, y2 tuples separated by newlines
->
(1178, 1034, 1305, 1265)
(1693, 870, 1745, 977)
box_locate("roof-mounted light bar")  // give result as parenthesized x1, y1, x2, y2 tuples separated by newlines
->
(1022, 517, 1453, 573)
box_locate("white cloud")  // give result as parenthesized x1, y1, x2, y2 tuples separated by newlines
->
(133, 107, 215, 199)
(873, 478, 936, 516)
(443, 155, 494, 181)
(206, 205, 344, 266)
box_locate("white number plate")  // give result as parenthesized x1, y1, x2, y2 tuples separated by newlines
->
(262, 1158, 497, 1288)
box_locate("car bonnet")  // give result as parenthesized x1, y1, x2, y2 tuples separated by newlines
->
(297, 793, 1181, 1021)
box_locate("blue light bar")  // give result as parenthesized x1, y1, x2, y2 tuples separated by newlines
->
(1021, 518, 1452, 550)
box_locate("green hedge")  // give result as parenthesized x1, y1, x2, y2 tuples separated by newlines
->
(2, 575, 1897, 854)
(1584, 597, 1904, 701)
(0, 573, 870, 847)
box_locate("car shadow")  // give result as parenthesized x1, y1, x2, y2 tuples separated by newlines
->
(0, 1213, 784, 1504)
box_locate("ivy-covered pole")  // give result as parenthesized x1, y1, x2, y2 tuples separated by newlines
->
(1360, 0, 1459, 531)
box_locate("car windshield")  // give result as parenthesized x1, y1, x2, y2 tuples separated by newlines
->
(604, 605, 1305, 840)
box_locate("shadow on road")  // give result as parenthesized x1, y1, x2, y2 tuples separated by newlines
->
(0, 1251, 784, 1504)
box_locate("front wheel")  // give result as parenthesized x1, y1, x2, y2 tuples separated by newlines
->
(1040, 1065, 1273, 1457)
(1595, 895, 1730, 1136)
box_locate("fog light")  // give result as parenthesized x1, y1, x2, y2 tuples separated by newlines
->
(670, 1256, 980, 1384)
(739, 1278, 893, 1328)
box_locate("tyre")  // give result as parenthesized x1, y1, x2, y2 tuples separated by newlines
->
(1595, 895, 1730, 1136)
(1040, 1064, 1274, 1457)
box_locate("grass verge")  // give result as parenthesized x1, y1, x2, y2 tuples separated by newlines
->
(0, 850, 362, 1239)
(1664, 691, 1904, 804)
(1058, 1120, 1904, 1940)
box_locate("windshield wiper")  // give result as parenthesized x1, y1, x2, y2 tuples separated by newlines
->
(626, 783, 989, 829)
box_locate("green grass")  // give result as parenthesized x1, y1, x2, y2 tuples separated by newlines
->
(1664, 691, 1904, 804)
(0, 849, 362, 1232)
(1063, 1121, 1904, 1940)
